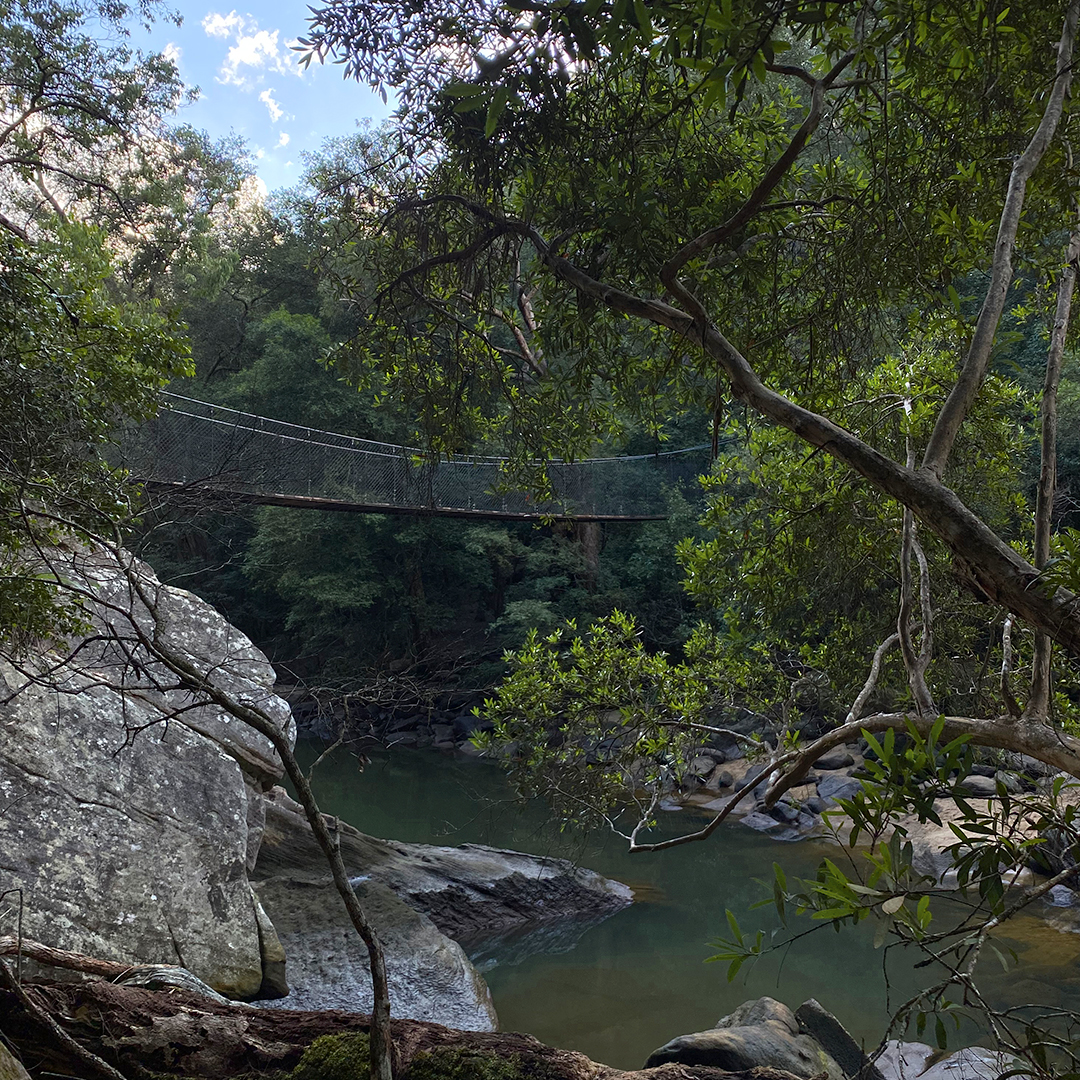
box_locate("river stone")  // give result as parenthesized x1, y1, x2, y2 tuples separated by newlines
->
(688, 755, 717, 778)
(255, 874, 498, 1030)
(794, 999, 884, 1080)
(0, 548, 294, 998)
(251, 789, 633, 1026)
(1048, 884, 1079, 907)
(875, 1041, 1018, 1080)
(742, 812, 784, 832)
(818, 775, 863, 803)
(0, 1038, 30, 1080)
(645, 996, 843, 1079)
(814, 750, 855, 771)
(956, 774, 998, 798)
(705, 768, 734, 791)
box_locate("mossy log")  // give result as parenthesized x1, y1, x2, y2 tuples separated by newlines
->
(0, 979, 800, 1080)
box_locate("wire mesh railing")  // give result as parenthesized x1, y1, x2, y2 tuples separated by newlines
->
(120, 393, 712, 519)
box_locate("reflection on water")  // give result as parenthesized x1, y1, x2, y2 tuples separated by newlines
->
(465, 910, 621, 972)
(297, 743, 1080, 1071)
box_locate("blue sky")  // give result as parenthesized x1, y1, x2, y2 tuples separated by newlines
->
(138, 0, 395, 194)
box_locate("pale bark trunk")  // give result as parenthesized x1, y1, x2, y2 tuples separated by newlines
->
(1027, 225, 1080, 719)
(921, 0, 1080, 476)
(527, 0, 1080, 663)
(1001, 615, 1021, 719)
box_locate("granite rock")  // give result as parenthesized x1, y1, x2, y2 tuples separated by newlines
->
(0, 548, 292, 998)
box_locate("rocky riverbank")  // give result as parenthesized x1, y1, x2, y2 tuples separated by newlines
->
(0, 979, 1022, 1080)
(0, 548, 632, 1031)
(297, 692, 1068, 898)
(251, 787, 631, 1027)
(645, 996, 1017, 1080)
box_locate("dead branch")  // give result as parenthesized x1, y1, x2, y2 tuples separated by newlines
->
(0, 937, 175, 982)
(0, 958, 126, 1080)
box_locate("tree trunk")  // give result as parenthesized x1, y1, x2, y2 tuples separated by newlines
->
(576, 521, 602, 592)
(531, 0, 1080, 663)
(1027, 224, 1080, 719)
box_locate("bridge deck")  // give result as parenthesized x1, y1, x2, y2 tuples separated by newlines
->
(124, 394, 710, 521)
(140, 481, 667, 522)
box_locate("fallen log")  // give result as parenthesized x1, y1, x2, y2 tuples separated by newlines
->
(0, 978, 802, 1080)
(0, 936, 175, 981)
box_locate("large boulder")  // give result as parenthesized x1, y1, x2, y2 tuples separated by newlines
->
(0, 1038, 30, 1080)
(0, 548, 292, 998)
(0, 546, 633, 1026)
(252, 789, 633, 1028)
(645, 997, 844, 1079)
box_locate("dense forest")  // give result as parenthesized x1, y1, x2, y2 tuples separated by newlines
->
(133, 178, 713, 695)
(13, 0, 1080, 1076)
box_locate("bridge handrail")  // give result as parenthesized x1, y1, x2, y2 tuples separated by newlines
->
(160, 392, 711, 466)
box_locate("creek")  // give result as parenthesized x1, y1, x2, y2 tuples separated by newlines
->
(297, 742, 1080, 1072)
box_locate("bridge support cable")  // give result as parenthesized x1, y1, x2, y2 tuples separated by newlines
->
(120, 393, 712, 522)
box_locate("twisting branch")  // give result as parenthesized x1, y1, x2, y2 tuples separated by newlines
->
(1001, 615, 1022, 720)
(660, 52, 855, 287)
(762, 710, 1080, 811)
(846, 631, 901, 725)
(898, 510, 935, 716)
(531, 242, 1080, 659)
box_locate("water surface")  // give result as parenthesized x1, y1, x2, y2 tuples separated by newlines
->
(297, 744, 1078, 1071)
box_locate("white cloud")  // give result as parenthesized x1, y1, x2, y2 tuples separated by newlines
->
(162, 42, 182, 66)
(276, 132, 290, 148)
(259, 88, 284, 123)
(202, 10, 245, 38)
(254, 146, 265, 159)
(203, 11, 301, 89)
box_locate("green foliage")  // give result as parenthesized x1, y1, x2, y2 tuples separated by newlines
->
(404, 1047, 558, 1080)
(0, 223, 191, 650)
(290, 1033, 370, 1080)
(478, 610, 754, 830)
(706, 728, 1080, 1056)
(0, 0, 189, 237)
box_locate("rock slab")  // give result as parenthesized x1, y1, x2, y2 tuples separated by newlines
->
(252, 789, 633, 1029)
(0, 548, 292, 998)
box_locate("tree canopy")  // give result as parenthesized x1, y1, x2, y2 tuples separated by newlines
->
(294, 0, 1080, 701)
(0, 0, 223, 649)
(281, 1, 1080, 1053)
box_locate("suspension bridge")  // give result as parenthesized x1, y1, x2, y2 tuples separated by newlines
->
(122, 393, 712, 522)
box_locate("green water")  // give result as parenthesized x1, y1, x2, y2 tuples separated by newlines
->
(298, 744, 1080, 1071)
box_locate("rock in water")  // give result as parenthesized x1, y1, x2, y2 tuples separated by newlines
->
(794, 999, 883, 1080)
(0, 548, 292, 998)
(251, 788, 633, 1029)
(645, 997, 844, 1079)
(875, 1041, 1019, 1080)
